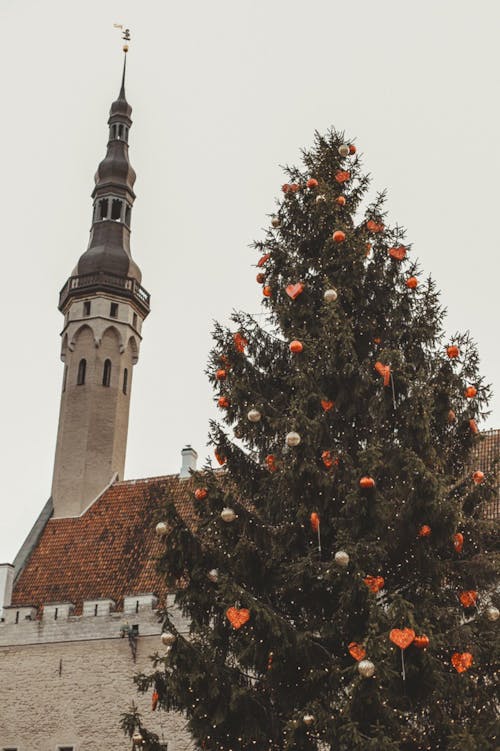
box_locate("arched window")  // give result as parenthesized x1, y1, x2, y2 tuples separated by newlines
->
(62, 365, 68, 392)
(111, 198, 122, 221)
(77, 359, 86, 386)
(102, 359, 112, 387)
(122, 368, 128, 395)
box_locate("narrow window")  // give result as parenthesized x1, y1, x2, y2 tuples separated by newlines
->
(57, 747, 75, 751)
(83, 301, 91, 316)
(99, 198, 109, 220)
(102, 359, 112, 387)
(110, 302, 118, 318)
(54, 607, 58, 621)
(62, 365, 68, 393)
(15, 611, 19, 624)
(132, 313, 138, 328)
(122, 368, 128, 395)
(77, 359, 86, 386)
(111, 198, 122, 221)
(125, 204, 131, 225)
(94, 604, 98, 616)
(118, 124, 124, 139)
(135, 600, 139, 614)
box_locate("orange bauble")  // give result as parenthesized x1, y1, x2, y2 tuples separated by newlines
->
(306, 178, 319, 188)
(418, 524, 432, 538)
(194, 488, 208, 501)
(453, 532, 464, 552)
(256, 272, 266, 284)
(406, 276, 418, 289)
(472, 470, 485, 484)
(332, 230, 346, 243)
(218, 396, 230, 408)
(335, 170, 351, 183)
(413, 635, 430, 649)
(465, 386, 477, 398)
(216, 369, 227, 380)
(289, 340, 303, 354)
(336, 196, 346, 206)
(263, 285, 272, 297)
(447, 345, 459, 359)
(349, 144, 356, 154)
(359, 476, 375, 489)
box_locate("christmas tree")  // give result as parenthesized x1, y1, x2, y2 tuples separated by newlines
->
(123, 131, 499, 751)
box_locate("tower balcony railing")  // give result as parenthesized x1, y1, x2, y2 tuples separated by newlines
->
(59, 272, 150, 314)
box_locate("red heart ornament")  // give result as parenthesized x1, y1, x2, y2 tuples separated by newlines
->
(233, 332, 248, 353)
(348, 642, 366, 661)
(226, 607, 250, 630)
(265, 454, 278, 473)
(389, 628, 415, 649)
(388, 246, 407, 261)
(310, 512, 320, 533)
(459, 590, 478, 608)
(321, 399, 334, 412)
(364, 575, 385, 593)
(335, 170, 351, 184)
(286, 283, 305, 300)
(451, 652, 473, 673)
(321, 450, 338, 469)
(366, 219, 385, 233)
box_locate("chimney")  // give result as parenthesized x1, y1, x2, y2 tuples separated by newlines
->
(0, 563, 14, 619)
(180, 445, 198, 478)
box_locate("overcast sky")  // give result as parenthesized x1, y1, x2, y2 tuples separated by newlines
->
(0, 0, 498, 562)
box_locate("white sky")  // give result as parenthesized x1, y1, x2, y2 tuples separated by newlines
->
(0, 0, 498, 562)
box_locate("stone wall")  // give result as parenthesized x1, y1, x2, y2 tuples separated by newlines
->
(0, 605, 191, 751)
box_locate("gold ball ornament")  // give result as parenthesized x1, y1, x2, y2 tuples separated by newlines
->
(324, 288, 338, 303)
(208, 568, 219, 582)
(155, 522, 168, 537)
(358, 659, 375, 678)
(486, 605, 499, 622)
(303, 714, 315, 726)
(247, 408, 262, 422)
(132, 733, 144, 745)
(221, 507, 237, 523)
(285, 431, 301, 447)
(338, 144, 350, 157)
(271, 216, 281, 228)
(334, 550, 349, 568)
(161, 631, 177, 646)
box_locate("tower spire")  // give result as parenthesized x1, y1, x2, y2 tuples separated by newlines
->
(52, 52, 150, 518)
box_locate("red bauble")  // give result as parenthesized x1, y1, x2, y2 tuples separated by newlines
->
(256, 272, 266, 284)
(453, 532, 464, 552)
(218, 396, 230, 408)
(472, 470, 485, 484)
(335, 170, 351, 183)
(265, 454, 278, 473)
(263, 286, 272, 297)
(215, 369, 227, 381)
(349, 144, 356, 155)
(306, 178, 319, 189)
(413, 635, 430, 649)
(447, 345, 459, 359)
(388, 246, 407, 261)
(194, 488, 208, 501)
(336, 196, 346, 206)
(418, 524, 432, 538)
(366, 219, 385, 233)
(332, 230, 346, 243)
(459, 590, 478, 608)
(359, 476, 375, 489)
(364, 575, 384, 593)
(406, 276, 418, 289)
(465, 386, 477, 398)
(289, 340, 303, 353)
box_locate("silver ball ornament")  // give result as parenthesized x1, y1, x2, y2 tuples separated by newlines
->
(247, 408, 262, 423)
(338, 144, 350, 157)
(221, 507, 237, 523)
(303, 714, 315, 726)
(207, 568, 219, 582)
(323, 288, 338, 303)
(155, 521, 167, 537)
(161, 631, 176, 646)
(271, 216, 281, 228)
(285, 431, 301, 447)
(486, 605, 499, 622)
(334, 550, 349, 568)
(358, 659, 375, 678)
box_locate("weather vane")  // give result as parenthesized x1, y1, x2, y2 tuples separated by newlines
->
(113, 23, 131, 53)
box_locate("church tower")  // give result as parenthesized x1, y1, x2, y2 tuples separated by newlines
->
(52, 53, 150, 517)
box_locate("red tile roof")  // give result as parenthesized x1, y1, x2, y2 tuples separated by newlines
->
(12, 475, 196, 615)
(11, 431, 499, 614)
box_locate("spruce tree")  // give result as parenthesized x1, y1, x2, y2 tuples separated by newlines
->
(124, 130, 499, 751)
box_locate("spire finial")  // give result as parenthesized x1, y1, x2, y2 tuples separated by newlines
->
(113, 25, 131, 98)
